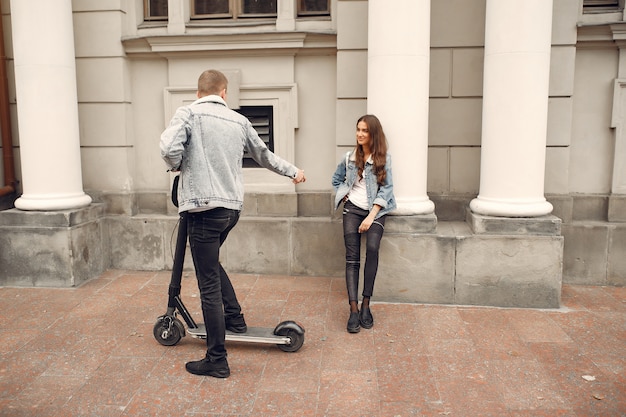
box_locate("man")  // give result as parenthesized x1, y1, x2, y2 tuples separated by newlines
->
(160, 69, 305, 378)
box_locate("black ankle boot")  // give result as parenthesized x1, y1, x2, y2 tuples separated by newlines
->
(359, 306, 374, 329)
(347, 311, 360, 333)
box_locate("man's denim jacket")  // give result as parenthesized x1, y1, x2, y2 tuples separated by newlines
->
(331, 150, 396, 219)
(160, 95, 298, 213)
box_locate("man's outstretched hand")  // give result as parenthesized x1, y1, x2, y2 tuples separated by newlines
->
(293, 169, 306, 184)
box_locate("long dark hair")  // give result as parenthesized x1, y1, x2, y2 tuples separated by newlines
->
(355, 114, 388, 185)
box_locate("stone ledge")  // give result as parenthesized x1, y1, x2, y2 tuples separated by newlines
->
(467, 209, 562, 236)
(386, 213, 438, 233)
(0, 203, 105, 228)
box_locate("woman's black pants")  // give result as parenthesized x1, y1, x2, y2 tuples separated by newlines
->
(342, 200, 386, 303)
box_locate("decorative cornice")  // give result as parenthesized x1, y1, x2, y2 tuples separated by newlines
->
(122, 31, 337, 57)
(577, 21, 626, 48)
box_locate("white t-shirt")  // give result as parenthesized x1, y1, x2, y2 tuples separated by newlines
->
(348, 176, 369, 210)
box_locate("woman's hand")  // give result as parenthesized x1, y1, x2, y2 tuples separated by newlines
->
(359, 204, 382, 233)
(359, 215, 375, 233)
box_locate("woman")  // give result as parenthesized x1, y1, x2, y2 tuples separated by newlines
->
(331, 114, 396, 333)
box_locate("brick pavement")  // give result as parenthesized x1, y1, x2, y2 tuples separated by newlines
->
(0, 270, 624, 416)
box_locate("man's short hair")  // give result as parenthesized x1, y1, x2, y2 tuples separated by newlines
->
(198, 69, 228, 96)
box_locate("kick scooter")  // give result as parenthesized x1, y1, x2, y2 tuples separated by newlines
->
(153, 180, 305, 352)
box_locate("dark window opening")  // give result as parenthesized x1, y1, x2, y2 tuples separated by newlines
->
(146, 0, 329, 21)
(242, 0, 277, 15)
(145, 0, 168, 20)
(194, 0, 230, 16)
(298, 0, 330, 16)
(192, 0, 277, 19)
(236, 106, 274, 168)
(583, 0, 622, 12)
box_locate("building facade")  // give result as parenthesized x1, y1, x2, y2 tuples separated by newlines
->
(0, 0, 624, 307)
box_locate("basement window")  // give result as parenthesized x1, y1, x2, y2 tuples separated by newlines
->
(235, 106, 274, 168)
(583, 0, 623, 12)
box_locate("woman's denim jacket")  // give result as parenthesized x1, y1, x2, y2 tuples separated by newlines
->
(331, 150, 396, 219)
(160, 95, 298, 213)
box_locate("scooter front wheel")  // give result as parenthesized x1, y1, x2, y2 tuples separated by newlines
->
(153, 315, 185, 346)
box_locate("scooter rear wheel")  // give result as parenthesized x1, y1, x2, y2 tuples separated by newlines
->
(153, 316, 185, 346)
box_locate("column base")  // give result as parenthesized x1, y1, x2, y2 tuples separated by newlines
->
(470, 196, 553, 217)
(15, 192, 92, 211)
(392, 197, 435, 216)
(0, 204, 107, 287)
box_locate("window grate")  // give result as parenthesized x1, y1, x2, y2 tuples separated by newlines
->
(583, 0, 622, 11)
(235, 106, 274, 168)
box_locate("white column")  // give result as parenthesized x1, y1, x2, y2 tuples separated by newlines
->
(367, 0, 434, 215)
(470, 0, 553, 217)
(611, 42, 626, 195)
(11, 0, 91, 211)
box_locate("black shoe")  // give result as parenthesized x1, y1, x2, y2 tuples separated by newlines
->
(347, 311, 360, 333)
(359, 307, 374, 329)
(225, 314, 247, 333)
(185, 357, 230, 378)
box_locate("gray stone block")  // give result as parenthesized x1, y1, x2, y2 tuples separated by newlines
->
(547, 195, 573, 224)
(0, 204, 104, 227)
(92, 192, 137, 216)
(0, 205, 107, 287)
(562, 223, 609, 285)
(608, 195, 626, 222)
(430, 195, 473, 221)
(608, 224, 626, 286)
(291, 219, 344, 276)
(241, 195, 258, 216)
(386, 213, 438, 233)
(297, 192, 333, 217)
(376, 234, 456, 304)
(572, 195, 608, 222)
(467, 210, 562, 236)
(137, 191, 168, 215)
(108, 215, 172, 271)
(222, 217, 291, 274)
(243, 193, 297, 217)
(455, 235, 563, 308)
(256, 193, 298, 216)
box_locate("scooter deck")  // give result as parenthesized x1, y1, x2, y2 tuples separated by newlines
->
(187, 324, 291, 345)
